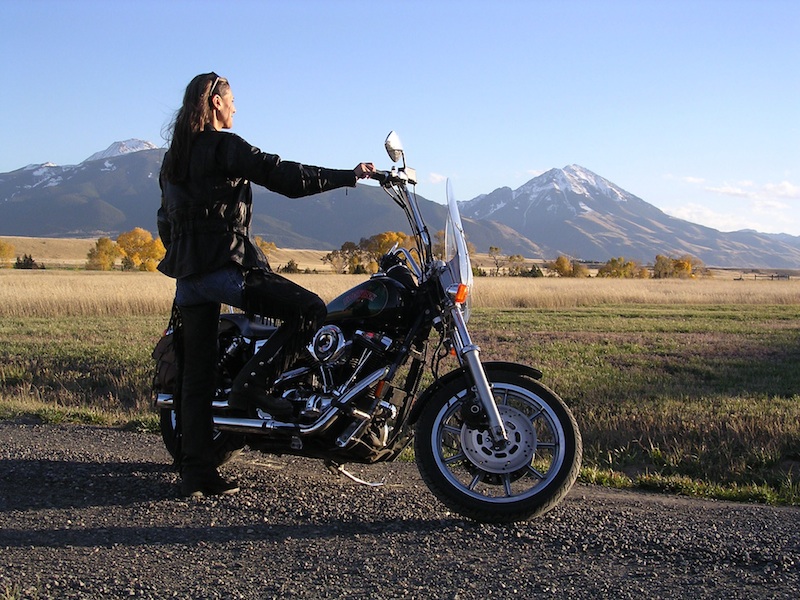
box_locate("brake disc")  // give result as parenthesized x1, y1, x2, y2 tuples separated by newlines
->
(460, 404, 536, 474)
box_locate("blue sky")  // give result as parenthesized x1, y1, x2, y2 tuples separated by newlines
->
(4, 0, 799, 235)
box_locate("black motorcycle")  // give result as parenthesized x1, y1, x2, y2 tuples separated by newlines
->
(154, 132, 582, 523)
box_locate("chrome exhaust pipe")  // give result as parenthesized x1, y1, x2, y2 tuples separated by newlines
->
(156, 366, 390, 437)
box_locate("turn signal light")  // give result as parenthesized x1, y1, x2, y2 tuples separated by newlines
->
(454, 283, 469, 304)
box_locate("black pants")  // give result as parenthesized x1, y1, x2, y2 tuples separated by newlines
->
(177, 268, 326, 475)
(238, 269, 327, 382)
(177, 302, 219, 476)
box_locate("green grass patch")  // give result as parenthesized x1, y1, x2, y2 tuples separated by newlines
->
(471, 304, 800, 504)
(0, 392, 160, 433)
(0, 315, 167, 413)
(2, 304, 799, 505)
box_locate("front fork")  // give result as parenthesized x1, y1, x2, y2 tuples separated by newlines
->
(449, 306, 509, 446)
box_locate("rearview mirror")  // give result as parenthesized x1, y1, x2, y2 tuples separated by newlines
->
(384, 131, 404, 163)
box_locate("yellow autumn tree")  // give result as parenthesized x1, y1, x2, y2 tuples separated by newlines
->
(360, 232, 409, 262)
(140, 237, 166, 271)
(116, 228, 166, 271)
(0, 239, 15, 268)
(652, 253, 704, 279)
(550, 255, 573, 277)
(253, 236, 277, 259)
(597, 256, 649, 278)
(547, 255, 590, 278)
(86, 237, 124, 270)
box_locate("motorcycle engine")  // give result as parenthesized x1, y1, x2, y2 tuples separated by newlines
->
(309, 324, 350, 364)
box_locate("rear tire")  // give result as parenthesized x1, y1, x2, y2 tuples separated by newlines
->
(158, 317, 248, 468)
(159, 407, 244, 467)
(415, 368, 581, 523)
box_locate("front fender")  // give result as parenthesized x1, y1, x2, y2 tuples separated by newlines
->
(409, 361, 543, 425)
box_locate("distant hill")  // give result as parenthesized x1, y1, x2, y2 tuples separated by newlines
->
(460, 165, 800, 269)
(0, 141, 540, 256)
(2, 140, 799, 268)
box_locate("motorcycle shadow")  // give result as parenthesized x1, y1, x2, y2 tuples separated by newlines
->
(0, 514, 470, 551)
(0, 456, 474, 551)
(0, 457, 177, 512)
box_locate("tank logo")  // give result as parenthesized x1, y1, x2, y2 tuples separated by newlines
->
(344, 289, 378, 305)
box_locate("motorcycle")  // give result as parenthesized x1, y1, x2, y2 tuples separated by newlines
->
(154, 132, 582, 523)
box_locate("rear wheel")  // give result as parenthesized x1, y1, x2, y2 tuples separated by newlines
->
(158, 317, 247, 467)
(159, 407, 244, 467)
(159, 408, 245, 466)
(415, 368, 581, 523)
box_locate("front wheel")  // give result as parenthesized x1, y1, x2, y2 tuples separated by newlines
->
(415, 369, 582, 523)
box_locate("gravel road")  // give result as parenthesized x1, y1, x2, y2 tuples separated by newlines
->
(1, 419, 798, 599)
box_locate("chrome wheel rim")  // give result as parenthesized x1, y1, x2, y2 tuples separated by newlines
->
(432, 383, 566, 503)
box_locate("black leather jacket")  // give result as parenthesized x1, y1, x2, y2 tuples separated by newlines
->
(157, 128, 356, 279)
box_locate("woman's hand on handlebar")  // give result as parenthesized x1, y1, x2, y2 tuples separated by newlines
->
(354, 162, 377, 179)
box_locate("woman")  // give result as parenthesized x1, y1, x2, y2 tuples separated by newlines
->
(158, 72, 374, 497)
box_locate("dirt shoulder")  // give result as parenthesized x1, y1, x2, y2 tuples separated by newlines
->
(1, 419, 798, 599)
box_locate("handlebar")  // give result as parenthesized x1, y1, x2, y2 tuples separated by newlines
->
(369, 170, 391, 184)
(369, 167, 417, 186)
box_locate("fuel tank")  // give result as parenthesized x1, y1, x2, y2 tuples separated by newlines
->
(326, 276, 412, 328)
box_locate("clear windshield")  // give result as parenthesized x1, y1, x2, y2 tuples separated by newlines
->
(444, 179, 473, 300)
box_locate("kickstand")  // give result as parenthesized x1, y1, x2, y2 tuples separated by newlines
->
(325, 460, 385, 487)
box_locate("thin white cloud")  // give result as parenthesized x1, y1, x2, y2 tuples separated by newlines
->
(764, 181, 800, 199)
(666, 195, 797, 235)
(753, 198, 790, 213)
(666, 203, 757, 232)
(681, 175, 799, 204)
(666, 173, 800, 234)
(428, 172, 447, 184)
(706, 184, 754, 198)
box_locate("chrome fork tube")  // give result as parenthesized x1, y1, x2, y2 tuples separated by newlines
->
(450, 306, 509, 445)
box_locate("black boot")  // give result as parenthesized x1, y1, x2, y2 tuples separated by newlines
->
(228, 353, 294, 418)
(181, 467, 239, 498)
(228, 268, 326, 418)
(178, 303, 238, 485)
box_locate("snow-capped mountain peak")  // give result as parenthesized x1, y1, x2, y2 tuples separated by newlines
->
(463, 165, 631, 222)
(515, 165, 628, 204)
(83, 139, 158, 163)
(561, 164, 628, 202)
(1, 140, 163, 205)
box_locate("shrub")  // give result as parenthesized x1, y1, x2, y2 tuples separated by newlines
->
(14, 254, 44, 270)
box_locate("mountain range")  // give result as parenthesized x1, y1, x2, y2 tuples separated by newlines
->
(1, 140, 798, 268)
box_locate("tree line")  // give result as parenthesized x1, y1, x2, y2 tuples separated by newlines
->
(543, 253, 707, 278)
(0, 240, 46, 269)
(0, 231, 707, 279)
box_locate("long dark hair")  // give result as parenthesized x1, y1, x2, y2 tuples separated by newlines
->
(161, 72, 229, 183)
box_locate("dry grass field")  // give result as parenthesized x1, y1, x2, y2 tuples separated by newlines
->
(1, 269, 799, 318)
(0, 236, 97, 267)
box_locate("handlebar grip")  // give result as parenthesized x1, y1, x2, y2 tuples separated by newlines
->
(369, 170, 391, 184)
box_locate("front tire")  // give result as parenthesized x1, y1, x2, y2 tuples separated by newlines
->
(415, 368, 582, 523)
